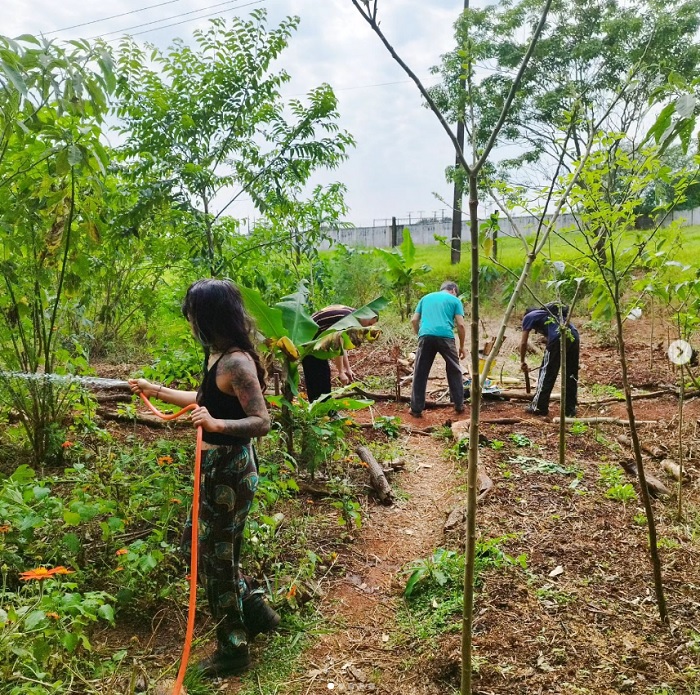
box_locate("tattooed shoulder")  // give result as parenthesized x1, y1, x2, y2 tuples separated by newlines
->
(218, 352, 258, 392)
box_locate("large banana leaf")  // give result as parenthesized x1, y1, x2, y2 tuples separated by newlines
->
(275, 283, 319, 346)
(324, 297, 388, 332)
(400, 228, 416, 265)
(239, 285, 287, 339)
(311, 326, 382, 358)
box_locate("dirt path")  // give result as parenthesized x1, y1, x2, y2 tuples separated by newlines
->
(294, 434, 462, 695)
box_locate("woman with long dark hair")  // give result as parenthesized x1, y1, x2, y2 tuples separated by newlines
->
(129, 279, 278, 678)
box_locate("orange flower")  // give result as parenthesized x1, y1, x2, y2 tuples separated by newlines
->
(306, 499, 314, 505)
(20, 566, 74, 581)
(115, 548, 127, 556)
(61, 441, 73, 448)
(50, 567, 73, 576)
(286, 583, 297, 600)
(115, 566, 124, 572)
(0, 524, 10, 533)
(170, 498, 181, 505)
(46, 612, 59, 620)
(157, 455, 174, 466)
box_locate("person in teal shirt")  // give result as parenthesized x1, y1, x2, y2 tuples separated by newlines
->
(409, 281, 466, 417)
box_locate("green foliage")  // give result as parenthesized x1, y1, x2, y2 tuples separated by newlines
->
(372, 415, 402, 439)
(599, 463, 637, 503)
(241, 281, 386, 396)
(403, 539, 525, 599)
(429, 0, 700, 185)
(509, 455, 577, 476)
(0, 574, 115, 690)
(508, 432, 532, 447)
(115, 11, 354, 277)
(400, 540, 526, 640)
(267, 391, 371, 476)
(374, 229, 431, 319)
(323, 245, 389, 308)
(0, 34, 115, 464)
(569, 422, 588, 435)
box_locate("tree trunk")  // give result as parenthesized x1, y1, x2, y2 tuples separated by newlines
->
(462, 172, 481, 695)
(614, 309, 668, 623)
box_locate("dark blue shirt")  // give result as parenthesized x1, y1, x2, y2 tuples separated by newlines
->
(522, 309, 578, 349)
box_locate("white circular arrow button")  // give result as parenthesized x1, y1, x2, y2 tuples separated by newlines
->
(668, 340, 693, 366)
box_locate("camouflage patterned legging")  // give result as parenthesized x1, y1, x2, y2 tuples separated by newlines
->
(182, 443, 258, 652)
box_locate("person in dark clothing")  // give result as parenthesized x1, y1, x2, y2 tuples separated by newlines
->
(129, 279, 278, 679)
(520, 303, 579, 418)
(301, 304, 378, 402)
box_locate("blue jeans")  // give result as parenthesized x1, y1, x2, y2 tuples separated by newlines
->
(410, 336, 464, 414)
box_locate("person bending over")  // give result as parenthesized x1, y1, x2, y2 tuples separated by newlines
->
(129, 279, 278, 679)
(520, 303, 579, 418)
(301, 304, 378, 402)
(410, 281, 466, 418)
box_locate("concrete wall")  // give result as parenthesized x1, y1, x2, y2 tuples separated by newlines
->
(322, 206, 700, 249)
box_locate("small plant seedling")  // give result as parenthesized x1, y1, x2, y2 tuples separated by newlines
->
(490, 439, 505, 450)
(605, 483, 636, 503)
(373, 415, 402, 439)
(569, 422, 589, 435)
(657, 536, 681, 550)
(634, 513, 647, 526)
(509, 432, 532, 447)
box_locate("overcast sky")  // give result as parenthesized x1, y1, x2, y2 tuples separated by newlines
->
(7, 0, 486, 228)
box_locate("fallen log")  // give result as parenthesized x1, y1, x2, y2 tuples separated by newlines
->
(616, 434, 667, 459)
(355, 446, 393, 505)
(502, 389, 559, 401)
(97, 407, 188, 428)
(476, 467, 494, 503)
(552, 417, 658, 425)
(95, 393, 133, 404)
(660, 459, 688, 482)
(618, 458, 670, 498)
(580, 388, 674, 406)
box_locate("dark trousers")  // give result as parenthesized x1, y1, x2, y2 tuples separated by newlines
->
(301, 355, 331, 402)
(411, 336, 464, 414)
(531, 336, 579, 416)
(182, 444, 258, 652)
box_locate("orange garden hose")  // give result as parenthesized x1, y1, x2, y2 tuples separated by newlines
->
(138, 393, 201, 695)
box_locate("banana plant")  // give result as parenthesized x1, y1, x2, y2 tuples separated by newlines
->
(374, 229, 431, 319)
(239, 281, 386, 397)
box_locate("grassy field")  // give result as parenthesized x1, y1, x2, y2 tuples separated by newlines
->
(407, 223, 700, 310)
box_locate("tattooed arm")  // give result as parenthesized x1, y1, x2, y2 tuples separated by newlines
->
(190, 352, 270, 437)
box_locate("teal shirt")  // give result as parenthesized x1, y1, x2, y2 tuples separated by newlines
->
(414, 291, 464, 339)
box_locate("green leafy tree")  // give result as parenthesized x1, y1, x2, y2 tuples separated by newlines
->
(227, 183, 351, 302)
(115, 10, 354, 277)
(0, 34, 114, 463)
(562, 133, 698, 623)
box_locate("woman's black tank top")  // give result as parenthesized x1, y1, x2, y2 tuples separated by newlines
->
(197, 352, 250, 446)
